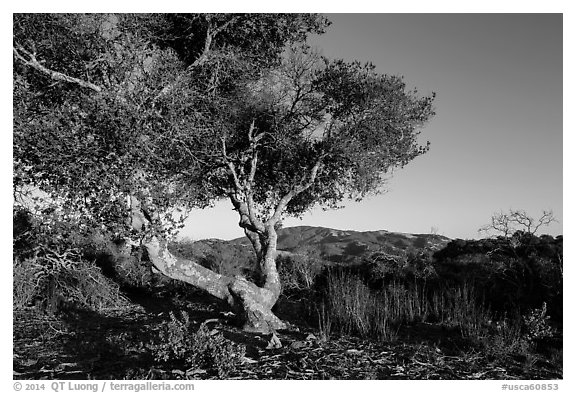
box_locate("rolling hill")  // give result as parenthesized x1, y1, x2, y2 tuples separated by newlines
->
(171, 226, 450, 274)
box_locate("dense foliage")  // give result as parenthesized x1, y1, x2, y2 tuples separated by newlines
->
(348, 231, 563, 322)
(14, 13, 434, 243)
(432, 232, 563, 320)
(13, 14, 331, 239)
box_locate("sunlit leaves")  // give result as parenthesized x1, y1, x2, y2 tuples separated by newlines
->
(14, 12, 436, 246)
(14, 13, 331, 240)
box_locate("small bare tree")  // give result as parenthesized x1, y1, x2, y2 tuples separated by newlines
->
(479, 209, 556, 238)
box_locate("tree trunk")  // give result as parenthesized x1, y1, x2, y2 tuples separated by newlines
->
(227, 275, 286, 333)
(235, 225, 285, 332)
(257, 226, 282, 303)
(125, 196, 286, 333)
(118, 236, 285, 333)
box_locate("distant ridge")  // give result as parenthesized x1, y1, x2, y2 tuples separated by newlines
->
(228, 225, 450, 263)
(171, 226, 451, 276)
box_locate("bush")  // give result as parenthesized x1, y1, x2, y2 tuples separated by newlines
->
(362, 249, 438, 285)
(13, 257, 40, 310)
(13, 204, 134, 312)
(13, 246, 129, 314)
(523, 302, 554, 342)
(481, 304, 555, 357)
(148, 311, 246, 378)
(430, 282, 492, 338)
(324, 270, 399, 341)
(483, 317, 530, 356)
(88, 239, 160, 290)
(432, 234, 563, 322)
(277, 252, 324, 293)
(324, 269, 496, 342)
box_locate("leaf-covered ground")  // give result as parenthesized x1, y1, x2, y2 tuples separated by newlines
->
(13, 293, 562, 380)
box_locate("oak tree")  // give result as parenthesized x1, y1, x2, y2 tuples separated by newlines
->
(13, 13, 435, 332)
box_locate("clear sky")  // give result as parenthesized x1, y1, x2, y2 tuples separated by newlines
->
(179, 13, 563, 241)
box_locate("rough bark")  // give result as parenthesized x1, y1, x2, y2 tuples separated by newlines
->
(126, 196, 286, 333)
(227, 275, 286, 333)
(257, 227, 282, 302)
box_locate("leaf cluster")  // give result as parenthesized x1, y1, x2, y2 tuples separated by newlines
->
(14, 13, 435, 236)
(149, 311, 246, 378)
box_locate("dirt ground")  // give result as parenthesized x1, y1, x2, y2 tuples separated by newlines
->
(13, 291, 562, 380)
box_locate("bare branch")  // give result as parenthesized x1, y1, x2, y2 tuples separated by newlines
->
(153, 15, 239, 100)
(534, 210, 556, 233)
(246, 119, 259, 185)
(13, 45, 102, 93)
(221, 137, 243, 191)
(479, 209, 556, 237)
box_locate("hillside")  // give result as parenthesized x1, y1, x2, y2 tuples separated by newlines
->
(190, 226, 449, 264)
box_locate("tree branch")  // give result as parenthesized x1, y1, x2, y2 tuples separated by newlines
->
(153, 15, 240, 101)
(243, 119, 266, 231)
(229, 193, 264, 234)
(13, 45, 102, 93)
(221, 137, 243, 192)
(142, 235, 234, 302)
(267, 157, 324, 226)
(125, 194, 233, 301)
(246, 119, 261, 185)
(126, 192, 280, 322)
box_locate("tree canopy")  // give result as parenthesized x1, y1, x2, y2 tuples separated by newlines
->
(14, 13, 436, 331)
(13, 13, 332, 237)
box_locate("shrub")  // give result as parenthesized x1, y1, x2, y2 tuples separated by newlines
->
(86, 240, 158, 290)
(13, 245, 129, 314)
(431, 282, 492, 338)
(148, 311, 246, 378)
(360, 249, 437, 287)
(316, 301, 332, 341)
(433, 234, 563, 319)
(324, 269, 497, 342)
(13, 257, 40, 310)
(277, 252, 324, 293)
(13, 204, 133, 312)
(324, 270, 399, 341)
(483, 317, 530, 356)
(523, 302, 554, 342)
(482, 303, 555, 357)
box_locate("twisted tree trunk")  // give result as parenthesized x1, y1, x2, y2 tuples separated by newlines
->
(122, 114, 324, 332)
(125, 196, 286, 333)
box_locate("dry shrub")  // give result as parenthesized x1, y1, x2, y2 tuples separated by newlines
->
(430, 282, 492, 338)
(326, 269, 432, 340)
(483, 317, 529, 356)
(325, 270, 398, 341)
(13, 246, 129, 314)
(278, 252, 324, 292)
(13, 257, 40, 309)
(324, 270, 493, 342)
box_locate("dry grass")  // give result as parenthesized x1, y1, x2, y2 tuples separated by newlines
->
(324, 270, 498, 343)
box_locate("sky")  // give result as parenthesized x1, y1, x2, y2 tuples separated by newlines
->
(178, 13, 563, 241)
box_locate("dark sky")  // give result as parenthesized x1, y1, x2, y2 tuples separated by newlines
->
(181, 13, 563, 240)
